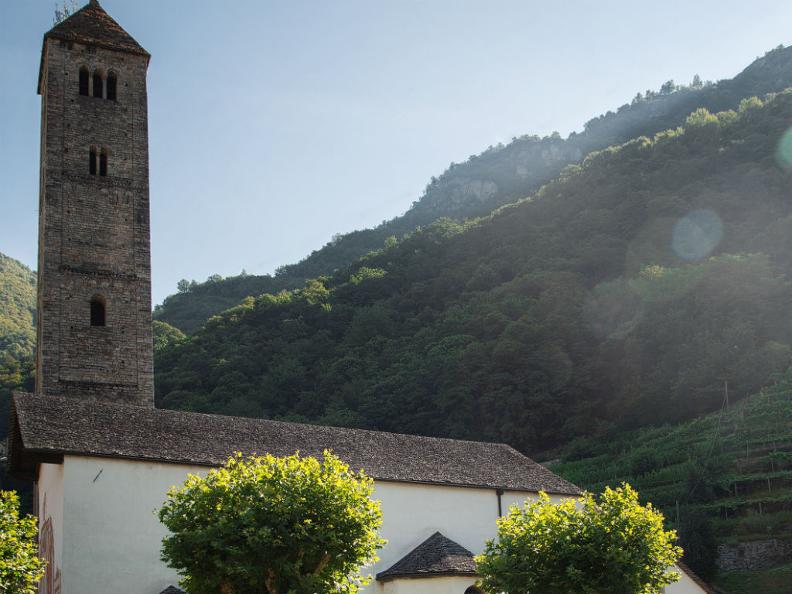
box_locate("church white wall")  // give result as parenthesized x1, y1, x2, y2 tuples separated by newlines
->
(59, 456, 208, 594)
(370, 480, 566, 589)
(381, 575, 477, 594)
(49, 456, 710, 594)
(54, 455, 569, 594)
(665, 567, 710, 594)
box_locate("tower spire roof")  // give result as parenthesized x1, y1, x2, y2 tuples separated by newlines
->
(39, 1, 149, 94)
(45, 0, 149, 58)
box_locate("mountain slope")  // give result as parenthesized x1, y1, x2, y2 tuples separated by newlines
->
(156, 91, 792, 455)
(551, 368, 792, 594)
(0, 252, 36, 362)
(155, 44, 792, 334)
(0, 252, 36, 452)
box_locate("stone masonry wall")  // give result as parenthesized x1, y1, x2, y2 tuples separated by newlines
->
(717, 538, 792, 572)
(36, 37, 153, 406)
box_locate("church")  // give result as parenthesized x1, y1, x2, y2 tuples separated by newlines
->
(7, 2, 712, 593)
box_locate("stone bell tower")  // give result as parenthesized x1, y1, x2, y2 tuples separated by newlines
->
(35, 0, 154, 406)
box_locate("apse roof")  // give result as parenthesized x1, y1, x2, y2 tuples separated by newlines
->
(377, 532, 478, 581)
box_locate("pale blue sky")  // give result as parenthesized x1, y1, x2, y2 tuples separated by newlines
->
(2, 1, 792, 305)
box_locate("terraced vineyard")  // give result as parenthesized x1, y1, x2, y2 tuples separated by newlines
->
(551, 370, 792, 593)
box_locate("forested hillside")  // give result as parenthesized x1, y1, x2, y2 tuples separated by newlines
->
(552, 369, 792, 594)
(156, 91, 792, 457)
(0, 253, 36, 362)
(0, 253, 35, 470)
(155, 44, 792, 334)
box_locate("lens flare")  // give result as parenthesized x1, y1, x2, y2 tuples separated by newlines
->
(671, 209, 722, 261)
(776, 127, 792, 169)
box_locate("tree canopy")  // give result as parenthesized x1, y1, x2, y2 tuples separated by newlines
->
(158, 451, 385, 594)
(0, 491, 46, 593)
(476, 485, 682, 594)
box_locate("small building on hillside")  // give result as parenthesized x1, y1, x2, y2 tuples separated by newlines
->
(8, 2, 715, 593)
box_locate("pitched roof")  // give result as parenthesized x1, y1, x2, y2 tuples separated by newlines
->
(159, 588, 185, 594)
(45, 0, 149, 57)
(8, 393, 580, 495)
(377, 532, 477, 581)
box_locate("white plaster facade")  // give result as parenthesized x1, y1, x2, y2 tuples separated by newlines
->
(36, 455, 707, 594)
(37, 455, 563, 593)
(381, 575, 477, 594)
(665, 568, 714, 594)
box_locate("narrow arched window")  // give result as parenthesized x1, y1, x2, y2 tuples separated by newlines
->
(79, 67, 90, 96)
(107, 72, 117, 101)
(93, 71, 104, 98)
(90, 296, 106, 327)
(89, 147, 97, 175)
(99, 148, 108, 177)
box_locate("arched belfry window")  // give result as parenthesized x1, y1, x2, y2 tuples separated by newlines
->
(107, 72, 117, 101)
(89, 147, 98, 175)
(99, 148, 108, 177)
(90, 296, 106, 327)
(93, 70, 104, 98)
(79, 67, 90, 96)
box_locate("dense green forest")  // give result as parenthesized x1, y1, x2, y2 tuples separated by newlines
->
(156, 91, 792, 457)
(0, 253, 36, 495)
(552, 369, 792, 594)
(0, 252, 36, 433)
(0, 253, 36, 362)
(155, 44, 792, 334)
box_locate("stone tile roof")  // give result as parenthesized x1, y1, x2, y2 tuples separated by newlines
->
(45, 0, 149, 57)
(377, 532, 477, 581)
(8, 393, 580, 495)
(159, 587, 184, 594)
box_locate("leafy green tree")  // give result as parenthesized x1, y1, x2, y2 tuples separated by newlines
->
(0, 491, 46, 593)
(159, 451, 385, 594)
(152, 320, 187, 356)
(476, 484, 682, 594)
(660, 79, 677, 95)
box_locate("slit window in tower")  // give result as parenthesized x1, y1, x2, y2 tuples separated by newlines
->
(89, 147, 97, 175)
(93, 71, 104, 98)
(107, 72, 117, 101)
(79, 67, 89, 96)
(99, 149, 108, 177)
(90, 297, 106, 327)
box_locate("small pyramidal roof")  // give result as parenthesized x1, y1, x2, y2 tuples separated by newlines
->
(45, 0, 149, 57)
(376, 532, 478, 581)
(158, 587, 185, 594)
